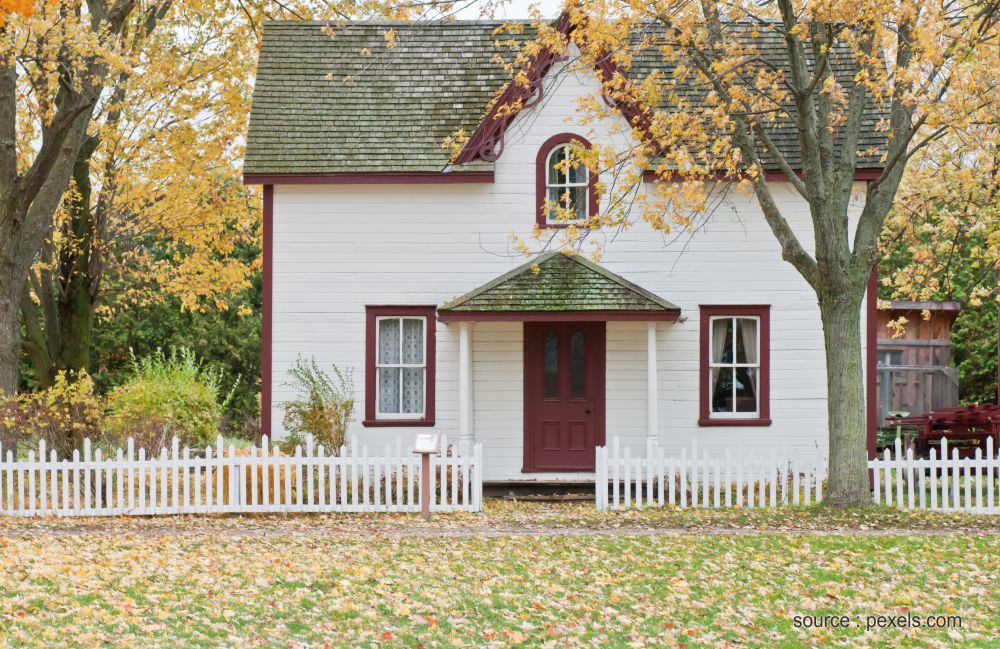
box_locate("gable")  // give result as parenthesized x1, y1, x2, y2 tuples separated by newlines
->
(438, 252, 681, 317)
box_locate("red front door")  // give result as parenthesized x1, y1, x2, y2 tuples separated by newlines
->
(523, 322, 605, 471)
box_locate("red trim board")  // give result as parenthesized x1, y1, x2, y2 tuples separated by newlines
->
(698, 305, 772, 427)
(363, 305, 437, 428)
(642, 168, 884, 183)
(437, 310, 679, 323)
(244, 171, 493, 186)
(261, 185, 273, 438)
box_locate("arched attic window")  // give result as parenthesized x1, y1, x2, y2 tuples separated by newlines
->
(535, 133, 599, 228)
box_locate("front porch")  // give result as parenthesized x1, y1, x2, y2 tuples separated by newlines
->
(437, 252, 680, 480)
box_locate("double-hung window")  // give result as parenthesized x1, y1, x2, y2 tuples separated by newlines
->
(364, 306, 436, 426)
(699, 305, 771, 426)
(535, 133, 598, 228)
(544, 144, 590, 223)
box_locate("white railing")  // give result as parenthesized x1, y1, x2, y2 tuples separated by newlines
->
(0, 434, 482, 517)
(596, 437, 827, 511)
(870, 436, 999, 513)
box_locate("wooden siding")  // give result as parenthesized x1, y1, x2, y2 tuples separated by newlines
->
(269, 61, 871, 480)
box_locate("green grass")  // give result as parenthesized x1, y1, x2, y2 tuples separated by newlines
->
(0, 505, 997, 647)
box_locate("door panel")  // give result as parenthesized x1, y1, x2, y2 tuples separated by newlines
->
(523, 322, 605, 471)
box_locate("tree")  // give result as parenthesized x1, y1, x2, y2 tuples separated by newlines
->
(517, 1, 999, 504)
(0, 0, 174, 395)
(19, 0, 260, 388)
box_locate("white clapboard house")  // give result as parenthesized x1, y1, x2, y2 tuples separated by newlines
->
(244, 19, 886, 482)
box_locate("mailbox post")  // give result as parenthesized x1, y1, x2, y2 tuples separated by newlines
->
(413, 433, 441, 520)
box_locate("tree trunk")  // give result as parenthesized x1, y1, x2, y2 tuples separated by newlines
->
(57, 280, 94, 375)
(55, 140, 99, 377)
(0, 265, 20, 395)
(819, 288, 871, 506)
(0, 196, 31, 395)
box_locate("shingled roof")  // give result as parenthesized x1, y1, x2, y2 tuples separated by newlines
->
(437, 252, 681, 317)
(246, 21, 531, 175)
(246, 20, 889, 176)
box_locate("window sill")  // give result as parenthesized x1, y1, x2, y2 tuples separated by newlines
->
(698, 417, 772, 427)
(539, 220, 589, 230)
(362, 419, 435, 428)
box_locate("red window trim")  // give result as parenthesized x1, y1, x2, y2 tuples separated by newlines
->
(535, 133, 599, 229)
(698, 305, 771, 427)
(363, 305, 437, 427)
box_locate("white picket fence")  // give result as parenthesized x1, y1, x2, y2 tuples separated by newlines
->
(871, 436, 999, 513)
(596, 437, 827, 511)
(0, 434, 482, 517)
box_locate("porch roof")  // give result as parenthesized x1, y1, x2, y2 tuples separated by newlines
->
(437, 252, 680, 322)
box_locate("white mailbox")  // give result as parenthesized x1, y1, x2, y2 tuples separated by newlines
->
(413, 433, 441, 455)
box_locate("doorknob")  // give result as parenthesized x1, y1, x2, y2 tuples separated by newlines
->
(585, 408, 592, 414)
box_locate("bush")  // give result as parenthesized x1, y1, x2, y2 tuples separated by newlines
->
(0, 371, 101, 458)
(281, 357, 354, 453)
(104, 348, 235, 450)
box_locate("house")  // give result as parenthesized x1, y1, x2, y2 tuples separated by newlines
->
(876, 300, 961, 426)
(244, 19, 887, 482)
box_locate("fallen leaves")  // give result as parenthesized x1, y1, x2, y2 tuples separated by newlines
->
(0, 503, 996, 647)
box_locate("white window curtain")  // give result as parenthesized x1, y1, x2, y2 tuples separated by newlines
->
(710, 317, 730, 405)
(739, 318, 757, 364)
(737, 317, 759, 410)
(377, 317, 426, 416)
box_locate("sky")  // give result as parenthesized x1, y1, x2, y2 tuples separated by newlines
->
(451, 0, 565, 20)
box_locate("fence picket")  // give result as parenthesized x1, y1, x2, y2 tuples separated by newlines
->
(988, 437, 996, 513)
(38, 442, 46, 514)
(963, 454, 972, 512)
(679, 446, 687, 508)
(667, 454, 675, 506)
(951, 446, 961, 511)
(5, 450, 12, 513)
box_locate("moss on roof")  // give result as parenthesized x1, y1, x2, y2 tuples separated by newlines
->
(438, 252, 681, 313)
(246, 20, 889, 175)
(246, 21, 532, 175)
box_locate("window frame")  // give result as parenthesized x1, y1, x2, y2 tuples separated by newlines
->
(698, 305, 771, 426)
(363, 305, 436, 427)
(535, 133, 599, 228)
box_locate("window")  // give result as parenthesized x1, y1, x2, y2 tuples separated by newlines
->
(545, 144, 589, 222)
(535, 133, 599, 228)
(364, 306, 436, 426)
(699, 305, 770, 426)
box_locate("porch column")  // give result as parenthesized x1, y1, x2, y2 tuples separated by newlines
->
(646, 322, 658, 445)
(458, 321, 474, 445)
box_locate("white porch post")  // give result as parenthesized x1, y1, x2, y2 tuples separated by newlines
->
(646, 322, 658, 446)
(458, 321, 474, 445)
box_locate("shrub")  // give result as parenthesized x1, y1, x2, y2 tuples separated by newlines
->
(104, 348, 235, 450)
(281, 357, 354, 454)
(0, 371, 102, 457)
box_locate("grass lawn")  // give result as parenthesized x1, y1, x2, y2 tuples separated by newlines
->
(0, 502, 997, 648)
